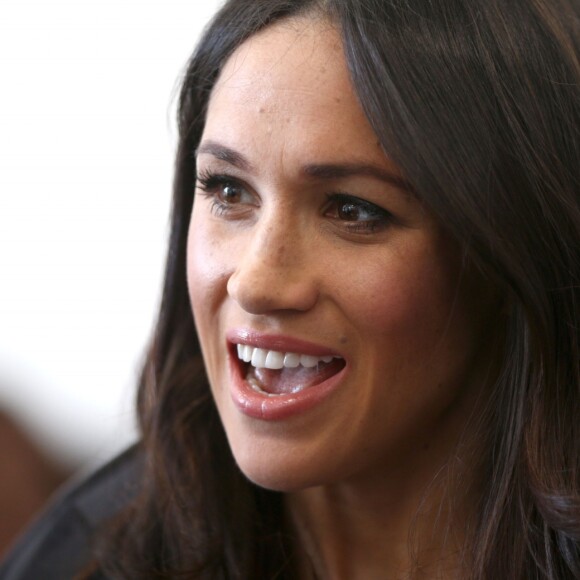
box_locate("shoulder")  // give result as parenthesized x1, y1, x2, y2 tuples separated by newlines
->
(0, 445, 142, 580)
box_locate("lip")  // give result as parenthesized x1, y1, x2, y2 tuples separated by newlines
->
(226, 328, 348, 421)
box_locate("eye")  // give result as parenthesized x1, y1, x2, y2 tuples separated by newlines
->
(195, 170, 255, 216)
(324, 193, 395, 234)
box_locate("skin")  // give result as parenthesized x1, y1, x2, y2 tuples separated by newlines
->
(187, 17, 499, 579)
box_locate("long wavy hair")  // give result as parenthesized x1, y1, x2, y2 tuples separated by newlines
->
(92, 0, 580, 578)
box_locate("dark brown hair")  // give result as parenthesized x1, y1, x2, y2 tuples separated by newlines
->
(94, 0, 580, 577)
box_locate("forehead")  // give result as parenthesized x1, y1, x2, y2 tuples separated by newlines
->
(212, 18, 347, 110)
(203, 17, 385, 164)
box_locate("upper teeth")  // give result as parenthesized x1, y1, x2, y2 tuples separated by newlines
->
(236, 344, 338, 370)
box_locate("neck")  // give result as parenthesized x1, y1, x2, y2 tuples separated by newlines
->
(286, 436, 480, 580)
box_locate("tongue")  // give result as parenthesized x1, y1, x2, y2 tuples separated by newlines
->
(247, 359, 344, 395)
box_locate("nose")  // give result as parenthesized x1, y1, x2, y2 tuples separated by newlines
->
(227, 215, 319, 315)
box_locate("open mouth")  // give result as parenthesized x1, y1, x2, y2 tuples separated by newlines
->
(234, 344, 346, 396)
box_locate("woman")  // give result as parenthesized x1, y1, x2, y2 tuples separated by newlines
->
(1, 0, 578, 578)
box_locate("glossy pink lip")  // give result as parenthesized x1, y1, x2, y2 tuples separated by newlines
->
(226, 328, 348, 421)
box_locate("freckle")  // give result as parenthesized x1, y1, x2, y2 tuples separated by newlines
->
(339, 335, 348, 344)
(422, 442, 430, 451)
(259, 106, 265, 114)
(335, 97, 341, 103)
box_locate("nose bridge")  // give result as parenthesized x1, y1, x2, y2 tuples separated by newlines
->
(256, 209, 297, 269)
(227, 205, 317, 314)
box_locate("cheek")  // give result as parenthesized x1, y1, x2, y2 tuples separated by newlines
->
(186, 206, 230, 314)
(186, 207, 234, 384)
(340, 235, 478, 387)
(347, 245, 461, 340)
(334, 240, 485, 464)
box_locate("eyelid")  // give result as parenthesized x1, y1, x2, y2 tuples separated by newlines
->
(195, 163, 248, 183)
(195, 168, 239, 190)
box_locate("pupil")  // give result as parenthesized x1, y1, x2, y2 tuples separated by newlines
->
(339, 203, 359, 221)
(223, 185, 238, 200)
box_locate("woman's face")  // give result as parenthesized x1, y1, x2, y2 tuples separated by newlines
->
(187, 18, 495, 491)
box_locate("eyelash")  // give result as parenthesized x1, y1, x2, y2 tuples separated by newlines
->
(195, 169, 395, 234)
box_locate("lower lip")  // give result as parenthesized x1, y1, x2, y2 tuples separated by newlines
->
(228, 355, 347, 421)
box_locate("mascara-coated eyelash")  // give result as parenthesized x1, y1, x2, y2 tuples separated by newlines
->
(324, 192, 396, 234)
(196, 169, 242, 198)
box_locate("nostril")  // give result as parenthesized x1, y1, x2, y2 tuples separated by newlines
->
(226, 260, 319, 314)
(226, 221, 319, 313)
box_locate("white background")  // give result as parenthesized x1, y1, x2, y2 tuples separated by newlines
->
(0, 0, 222, 470)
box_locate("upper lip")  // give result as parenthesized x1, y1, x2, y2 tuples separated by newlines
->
(226, 328, 345, 358)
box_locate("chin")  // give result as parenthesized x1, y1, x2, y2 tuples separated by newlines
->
(231, 442, 329, 492)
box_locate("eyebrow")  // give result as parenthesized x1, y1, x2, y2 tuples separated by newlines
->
(302, 163, 413, 193)
(196, 140, 414, 194)
(196, 141, 253, 172)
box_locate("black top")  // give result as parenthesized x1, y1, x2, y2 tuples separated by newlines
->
(0, 446, 141, 580)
